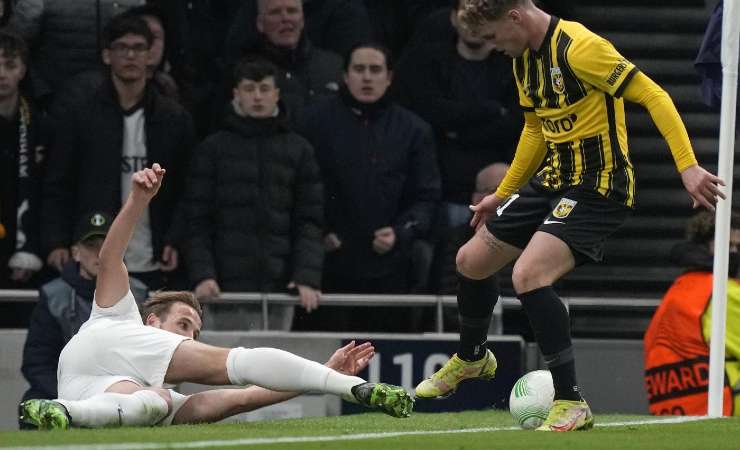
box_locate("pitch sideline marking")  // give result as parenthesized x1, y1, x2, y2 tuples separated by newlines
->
(1, 416, 719, 450)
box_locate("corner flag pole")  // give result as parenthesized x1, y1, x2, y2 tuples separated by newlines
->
(708, 0, 739, 418)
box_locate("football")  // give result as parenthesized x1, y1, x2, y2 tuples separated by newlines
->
(509, 370, 554, 429)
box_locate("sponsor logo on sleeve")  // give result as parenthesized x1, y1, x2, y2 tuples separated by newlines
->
(606, 59, 629, 86)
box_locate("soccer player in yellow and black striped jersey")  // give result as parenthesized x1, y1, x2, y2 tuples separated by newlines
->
(414, 0, 726, 432)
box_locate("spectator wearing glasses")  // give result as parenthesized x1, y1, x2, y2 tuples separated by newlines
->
(41, 13, 194, 291)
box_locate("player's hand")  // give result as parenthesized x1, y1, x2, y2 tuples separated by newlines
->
(470, 193, 505, 230)
(47, 247, 70, 272)
(132, 163, 166, 202)
(325, 340, 375, 375)
(680, 165, 726, 211)
(160, 245, 178, 272)
(288, 281, 321, 312)
(324, 233, 342, 252)
(372, 227, 396, 254)
(194, 278, 220, 300)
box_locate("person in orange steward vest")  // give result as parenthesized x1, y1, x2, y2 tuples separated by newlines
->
(644, 210, 740, 416)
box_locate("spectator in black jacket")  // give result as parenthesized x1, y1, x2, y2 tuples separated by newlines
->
(395, 0, 520, 231)
(184, 58, 324, 331)
(19, 212, 148, 426)
(0, 31, 48, 291)
(41, 14, 194, 291)
(222, 0, 344, 123)
(296, 43, 441, 332)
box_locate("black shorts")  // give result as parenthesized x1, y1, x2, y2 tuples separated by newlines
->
(486, 182, 633, 265)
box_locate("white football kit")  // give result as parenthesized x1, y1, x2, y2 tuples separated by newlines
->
(57, 290, 190, 401)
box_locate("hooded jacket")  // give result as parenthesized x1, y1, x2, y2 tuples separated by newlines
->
(184, 104, 324, 291)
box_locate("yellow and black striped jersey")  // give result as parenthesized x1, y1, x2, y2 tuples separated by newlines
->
(514, 17, 639, 207)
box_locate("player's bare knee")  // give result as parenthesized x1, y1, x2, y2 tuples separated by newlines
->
(455, 248, 487, 280)
(511, 262, 546, 294)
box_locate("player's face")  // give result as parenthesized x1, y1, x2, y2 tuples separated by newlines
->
(0, 51, 26, 99)
(344, 48, 392, 104)
(257, 0, 304, 50)
(103, 33, 150, 82)
(72, 237, 105, 280)
(471, 14, 529, 58)
(233, 77, 280, 119)
(157, 302, 203, 339)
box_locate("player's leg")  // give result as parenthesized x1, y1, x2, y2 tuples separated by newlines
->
(415, 227, 520, 398)
(512, 230, 593, 431)
(512, 231, 579, 400)
(456, 226, 521, 361)
(19, 381, 172, 429)
(165, 341, 413, 417)
(416, 186, 550, 399)
(170, 387, 294, 424)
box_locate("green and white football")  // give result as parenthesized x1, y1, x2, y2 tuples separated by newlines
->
(509, 370, 554, 429)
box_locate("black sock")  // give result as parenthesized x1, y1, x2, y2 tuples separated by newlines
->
(518, 286, 582, 401)
(457, 274, 499, 361)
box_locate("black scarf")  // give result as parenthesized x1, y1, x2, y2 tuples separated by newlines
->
(0, 96, 33, 247)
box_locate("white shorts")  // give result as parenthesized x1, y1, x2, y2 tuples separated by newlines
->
(57, 316, 189, 400)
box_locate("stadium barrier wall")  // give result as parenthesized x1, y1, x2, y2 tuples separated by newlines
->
(0, 330, 649, 430)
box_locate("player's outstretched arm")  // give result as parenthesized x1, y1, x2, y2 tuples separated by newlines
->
(95, 164, 166, 308)
(171, 341, 374, 424)
(622, 72, 725, 210)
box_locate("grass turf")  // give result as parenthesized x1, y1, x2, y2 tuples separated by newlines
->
(1, 410, 737, 450)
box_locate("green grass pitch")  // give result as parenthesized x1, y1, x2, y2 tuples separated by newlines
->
(1, 410, 738, 450)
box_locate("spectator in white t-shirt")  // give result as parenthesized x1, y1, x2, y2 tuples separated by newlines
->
(41, 13, 194, 290)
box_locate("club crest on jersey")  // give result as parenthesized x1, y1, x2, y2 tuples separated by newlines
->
(553, 198, 577, 218)
(550, 67, 565, 95)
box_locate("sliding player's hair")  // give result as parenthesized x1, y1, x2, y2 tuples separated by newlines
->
(141, 291, 203, 337)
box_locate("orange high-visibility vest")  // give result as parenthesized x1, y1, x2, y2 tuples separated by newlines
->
(644, 272, 733, 415)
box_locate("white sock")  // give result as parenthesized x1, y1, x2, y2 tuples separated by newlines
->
(226, 347, 366, 397)
(56, 391, 169, 428)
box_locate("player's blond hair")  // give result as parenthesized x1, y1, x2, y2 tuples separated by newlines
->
(458, 0, 529, 26)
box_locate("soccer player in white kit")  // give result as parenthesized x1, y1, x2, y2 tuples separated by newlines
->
(19, 163, 414, 429)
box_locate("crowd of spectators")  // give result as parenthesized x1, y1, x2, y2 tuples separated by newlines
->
(0, 0, 590, 333)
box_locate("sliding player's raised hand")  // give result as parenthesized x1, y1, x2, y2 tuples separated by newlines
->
(132, 163, 166, 202)
(680, 165, 725, 211)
